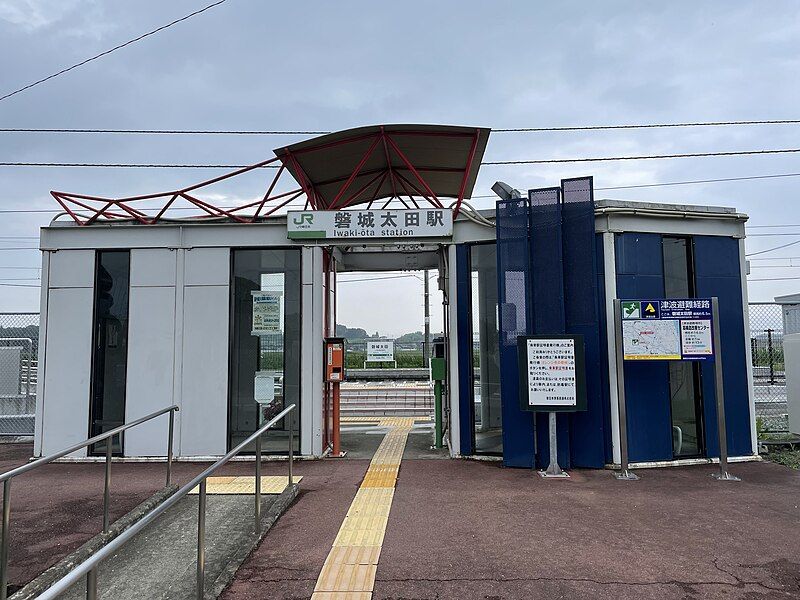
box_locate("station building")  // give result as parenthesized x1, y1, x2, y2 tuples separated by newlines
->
(34, 125, 756, 469)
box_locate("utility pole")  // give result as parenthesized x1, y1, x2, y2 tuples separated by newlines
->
(423, 269, 430, 366)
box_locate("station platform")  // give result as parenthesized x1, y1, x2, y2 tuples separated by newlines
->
(2, 431, 799, 599)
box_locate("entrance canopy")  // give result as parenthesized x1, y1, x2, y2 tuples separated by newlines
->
(275, 124, 489, 213)
(50, 124, 490, 226)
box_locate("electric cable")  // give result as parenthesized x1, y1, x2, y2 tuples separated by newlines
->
(4, 119, 800, 135)
(0, 0, 229, 103)
(745, 239, 800, 257)
(5, 147, 800, 169)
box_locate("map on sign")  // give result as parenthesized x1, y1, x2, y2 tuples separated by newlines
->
(621, 298, 714, 361)
(622, 319, 681, 360)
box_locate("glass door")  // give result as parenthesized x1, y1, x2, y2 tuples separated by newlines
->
(229, 249, 301, 453)
(662, 237, 705, 458)
(469, 243, 502, 454)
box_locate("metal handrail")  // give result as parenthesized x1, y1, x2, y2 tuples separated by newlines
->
(38, 403, 296, 600)
(0, 404, 179, 600)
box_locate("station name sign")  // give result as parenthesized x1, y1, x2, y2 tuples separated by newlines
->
(621, 298, 714, 361)
(287, 209, 453, 240)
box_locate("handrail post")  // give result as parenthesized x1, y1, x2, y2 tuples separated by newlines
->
(166, 409, 175, 487)
(288, 417, 293, 487)
(196, 480, 206, 600)
(254, 435, 262, 534)
(86, 568, 97, 600)
(0, 479, 11, 600)
(103, 434, 113, 533)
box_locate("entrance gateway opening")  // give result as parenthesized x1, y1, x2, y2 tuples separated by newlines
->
(40, 123, 756, 469)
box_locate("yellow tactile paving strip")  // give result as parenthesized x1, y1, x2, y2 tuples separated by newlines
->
(312, 417, 415, 599)
(187, 475, 302, 495)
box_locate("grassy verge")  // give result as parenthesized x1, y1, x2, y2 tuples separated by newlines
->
(767, 449, 800, 470)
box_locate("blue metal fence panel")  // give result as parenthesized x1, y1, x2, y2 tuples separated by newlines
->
(561, 177, 606, 468)
(496, 198, 535, 467)
(456, 244, 475, 456)
(528, 187, 570, 468)
(614, 232, 673, 462)
(693, 236, 753, 457)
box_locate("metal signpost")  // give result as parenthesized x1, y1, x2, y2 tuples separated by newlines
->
(517, 335, 587, 478)
(614, 297, 739, 481)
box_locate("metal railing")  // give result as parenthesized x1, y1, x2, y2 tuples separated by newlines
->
(0, 404, 179, 600)
(38, 403, 296, 600)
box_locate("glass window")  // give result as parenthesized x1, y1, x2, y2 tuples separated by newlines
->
(89, 251, 130, 455)
(470, 243, 502, 454)
(662, 237, 704, 458)
(229, 249, 301, 453)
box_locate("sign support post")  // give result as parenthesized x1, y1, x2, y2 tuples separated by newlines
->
(612, 299, 639, 481)
(517, 335, 586, 478)
(540, 412, 568, 478)
(710, 297, 740, 482)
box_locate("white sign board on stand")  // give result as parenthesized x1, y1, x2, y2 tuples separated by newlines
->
(366, 340, 394, 363)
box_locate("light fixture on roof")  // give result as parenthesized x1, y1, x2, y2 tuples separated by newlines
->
(491, 181, 521, 201)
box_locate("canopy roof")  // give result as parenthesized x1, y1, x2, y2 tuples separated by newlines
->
(274, 124, 490, 211)
(50, 124, 490, 225)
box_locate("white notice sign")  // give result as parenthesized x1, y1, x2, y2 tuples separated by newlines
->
(366, 340, 394, 362)
(252, 291, 282, 335)
(680, 319, 713, 356)
(525, 338, 577, 407)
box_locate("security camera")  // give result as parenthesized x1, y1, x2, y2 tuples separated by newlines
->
(491, 181, 521, 201)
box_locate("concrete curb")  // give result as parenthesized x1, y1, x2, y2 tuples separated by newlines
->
(208, 482, 299, 599)
(11, 484, 179, 600)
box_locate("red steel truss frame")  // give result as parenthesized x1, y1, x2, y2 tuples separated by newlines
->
(51, 127, 482, 225)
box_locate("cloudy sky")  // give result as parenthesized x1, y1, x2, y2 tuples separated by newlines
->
(1, 1, 799, 335)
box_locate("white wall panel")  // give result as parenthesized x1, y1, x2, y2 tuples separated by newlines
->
(130, 249, 177, 287)
(184, 248, 230, 286)
(124, 286, 176, 456)
(48, 250, 95, 288)
(180, 285, 229, 456)
(40, 287, 94, 456)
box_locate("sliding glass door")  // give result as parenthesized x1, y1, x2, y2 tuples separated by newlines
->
(229, 249, 301, 453)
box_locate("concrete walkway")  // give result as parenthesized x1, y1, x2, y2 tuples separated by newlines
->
(61, 494, 280, 599)
(222, 431, 800, 600)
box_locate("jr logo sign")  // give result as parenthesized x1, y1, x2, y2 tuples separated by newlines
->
(293, 213, 314, 225)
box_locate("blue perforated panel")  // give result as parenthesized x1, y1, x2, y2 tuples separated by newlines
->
(496, 198, 535, 467)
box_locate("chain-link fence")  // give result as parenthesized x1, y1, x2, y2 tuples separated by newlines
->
(0, 313, 38, 437)
(748, 303, 788, 433)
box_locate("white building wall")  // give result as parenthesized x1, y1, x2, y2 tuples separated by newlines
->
(179, 248, 230, 456)
(124, 249, 178, 456)
(38, 250, 96, 456)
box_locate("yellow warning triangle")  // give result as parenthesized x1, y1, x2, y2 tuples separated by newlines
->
(645, 302, 656, 314)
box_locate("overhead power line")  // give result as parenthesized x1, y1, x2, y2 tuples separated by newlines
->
(0, 0, 229, 103)
(746, 239, 800, 257)
(747, 276, 800, 282)
(483, 148, 800, 165)
(594, 172, 800, 191)
(3, 119, 800, 136)
(5, 147, 800, 170)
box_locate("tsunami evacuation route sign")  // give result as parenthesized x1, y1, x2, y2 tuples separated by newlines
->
(621, 299, 714, 361)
